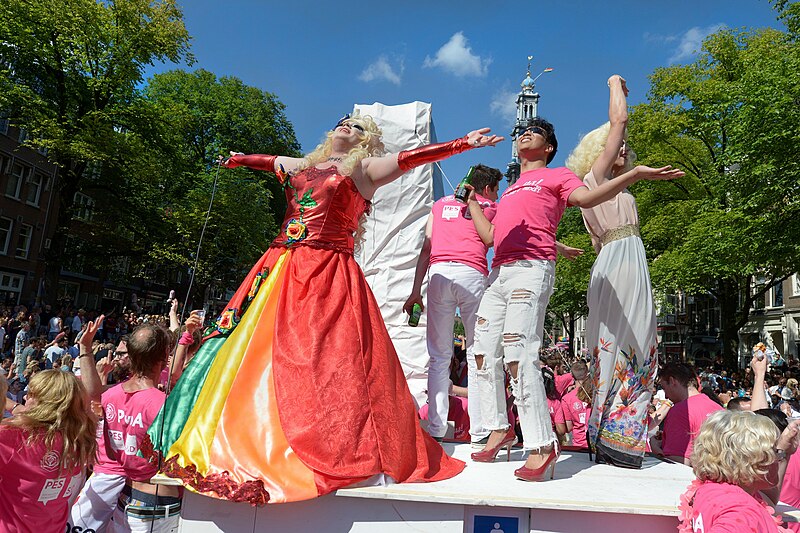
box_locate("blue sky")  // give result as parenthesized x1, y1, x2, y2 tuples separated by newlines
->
(155, 0, 785, 193)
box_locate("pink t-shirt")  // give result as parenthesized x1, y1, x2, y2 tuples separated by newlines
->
(661, 393, 723, 460)
(0, 426, 84, 533)
(562, 389, 591, 448)
(686, 482, 783, 532)
(430, 194, 496, 276)
(547, 397, 565, 431)
(93, 384, 165, 481)
(780, 452, 800, 531)
(491, 167, 585, 267)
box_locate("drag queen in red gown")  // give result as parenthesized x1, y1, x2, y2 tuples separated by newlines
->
(146, 113, 502, 504)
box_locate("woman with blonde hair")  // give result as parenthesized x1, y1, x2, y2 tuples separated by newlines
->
(566, 75, 670, 468)
(678, 409, 798, 532)
(0, 370, 97, 532)
(146, 112, 503, 504)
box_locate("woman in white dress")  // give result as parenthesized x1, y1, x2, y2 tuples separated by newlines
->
(566, 75, 681, 468)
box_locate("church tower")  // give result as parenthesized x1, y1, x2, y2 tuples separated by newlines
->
(506, 57, 551, 185)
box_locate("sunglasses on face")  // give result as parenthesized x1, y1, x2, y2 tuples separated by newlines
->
(335, 119, 365, 133)
(522, 126, 549, 141)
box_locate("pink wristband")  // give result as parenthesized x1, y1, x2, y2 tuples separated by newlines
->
(178, 332, 194, 346)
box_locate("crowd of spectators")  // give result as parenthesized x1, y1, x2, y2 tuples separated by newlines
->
(3, 296, 800, 531)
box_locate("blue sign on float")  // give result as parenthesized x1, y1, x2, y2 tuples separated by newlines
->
(473, 515, 519, 533)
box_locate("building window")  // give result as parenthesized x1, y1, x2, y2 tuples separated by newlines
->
(57, 280, 79, 304)
(18, 129, 30, 143)
(5, 161, 30, 199)
(26, 172, 44, 206)
(0, 217, 12, 255)
(15, 224, 32, 259)
(0, 117, 8, 135)
(773, 282, 784, 308)
(73, 192, 95, 221)
(0, 272, 23, 306)
(795, 274, 800, 297)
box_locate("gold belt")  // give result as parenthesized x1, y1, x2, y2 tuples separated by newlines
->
(600, 224, 640, 246)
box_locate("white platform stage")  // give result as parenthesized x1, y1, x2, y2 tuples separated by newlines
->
(173, 443, 711, 533)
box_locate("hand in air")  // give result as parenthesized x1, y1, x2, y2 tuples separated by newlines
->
(218, 151, 244, 168)
(637, 165, 685, 181)
(466, 128, 504, 149)
(608, 74, 629, 96)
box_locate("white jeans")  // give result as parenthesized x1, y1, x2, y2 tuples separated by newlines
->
(473, 260, 556, 449)
(426, 262, 488, 440)
(69, 472, 126, 533)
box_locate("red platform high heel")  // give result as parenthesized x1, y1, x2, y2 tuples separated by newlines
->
(514, 446, 559, 481)
(470, 428, 518, 463)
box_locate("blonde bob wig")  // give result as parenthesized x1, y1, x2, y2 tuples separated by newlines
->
(565, 122, 636, 179)
(4, 369, 97, 472)
(296, 111, 385, 176)
(691, 410, 778, 487)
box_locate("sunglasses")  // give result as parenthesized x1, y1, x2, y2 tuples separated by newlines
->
(334, 115, 365, 133)
(522, 125, 550, 141)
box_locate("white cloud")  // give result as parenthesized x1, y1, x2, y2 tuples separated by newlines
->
(489, 88, 518, 126)
(423, 32, 491, 77)
(668, 23, 726, 63)
(359, 55, 403, 85)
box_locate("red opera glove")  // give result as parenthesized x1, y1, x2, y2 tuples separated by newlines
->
(223, 153, 277, 172)
(396, 136, 473, 171)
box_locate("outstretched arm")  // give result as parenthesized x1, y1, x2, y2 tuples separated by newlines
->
(403, 215, 434, 315)
(361, 128, 503, 189)
(220, 151, 304, 177)
(568, 165, 685, 208)
(591, 75, 629, 184)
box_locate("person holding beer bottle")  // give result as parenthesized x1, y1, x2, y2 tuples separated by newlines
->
(404, 164, 503, 444)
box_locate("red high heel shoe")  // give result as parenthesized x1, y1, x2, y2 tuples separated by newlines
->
(470, 428, 517, 463)
(514, 446, 559, 481)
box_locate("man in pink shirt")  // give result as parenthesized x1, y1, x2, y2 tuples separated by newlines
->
(70, 315, 199, 532)
(658, 362, 723, 465)
(404, 164, 502, 446)
(466, 117, 682, 477)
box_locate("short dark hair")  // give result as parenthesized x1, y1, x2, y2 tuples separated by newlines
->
(127, 324, 170, 375)
(470, 164, 503, 195)
(660, 362, 698, 388)
(526, 117, 558, 164)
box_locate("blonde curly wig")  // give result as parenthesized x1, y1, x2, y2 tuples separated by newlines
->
(296, 111, 385, 176)
(565, 122, 636, 179)
(691, 410, 778, 487)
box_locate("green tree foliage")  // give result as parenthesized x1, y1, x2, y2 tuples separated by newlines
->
(0, 0, 192, 302)
(628, 23, 800, 364)
(551, 207, 596, 357)
(139, 69, 302, 300)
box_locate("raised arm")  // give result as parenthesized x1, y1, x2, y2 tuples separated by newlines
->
(568, 165, 685, 208)
(403, 214, 434, 315)
(590, 75, 629, 184)
(78, 316, 105, 403)
(361, 129, 503, 190)
(466, 187, 494, 246)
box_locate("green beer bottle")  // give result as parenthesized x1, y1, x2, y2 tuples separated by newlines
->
(453, 166, 475, 203)
(408, 303, 422, 327)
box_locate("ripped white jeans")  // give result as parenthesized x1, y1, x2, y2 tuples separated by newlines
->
(473, 259, 556, 450)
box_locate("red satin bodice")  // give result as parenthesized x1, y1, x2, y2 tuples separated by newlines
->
(271, 166, 369, 253)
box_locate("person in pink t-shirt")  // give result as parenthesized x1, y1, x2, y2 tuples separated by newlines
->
(561, 361, 593, 448)
(542, 367, 567, 440)
(0, 370, 97, 533)
(70, 315, 199, 533)
(466, 116, 683, 481)
(658, 362, 723, 465)
(678, 409, 799, 533)
(404, 164, 502, 446)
